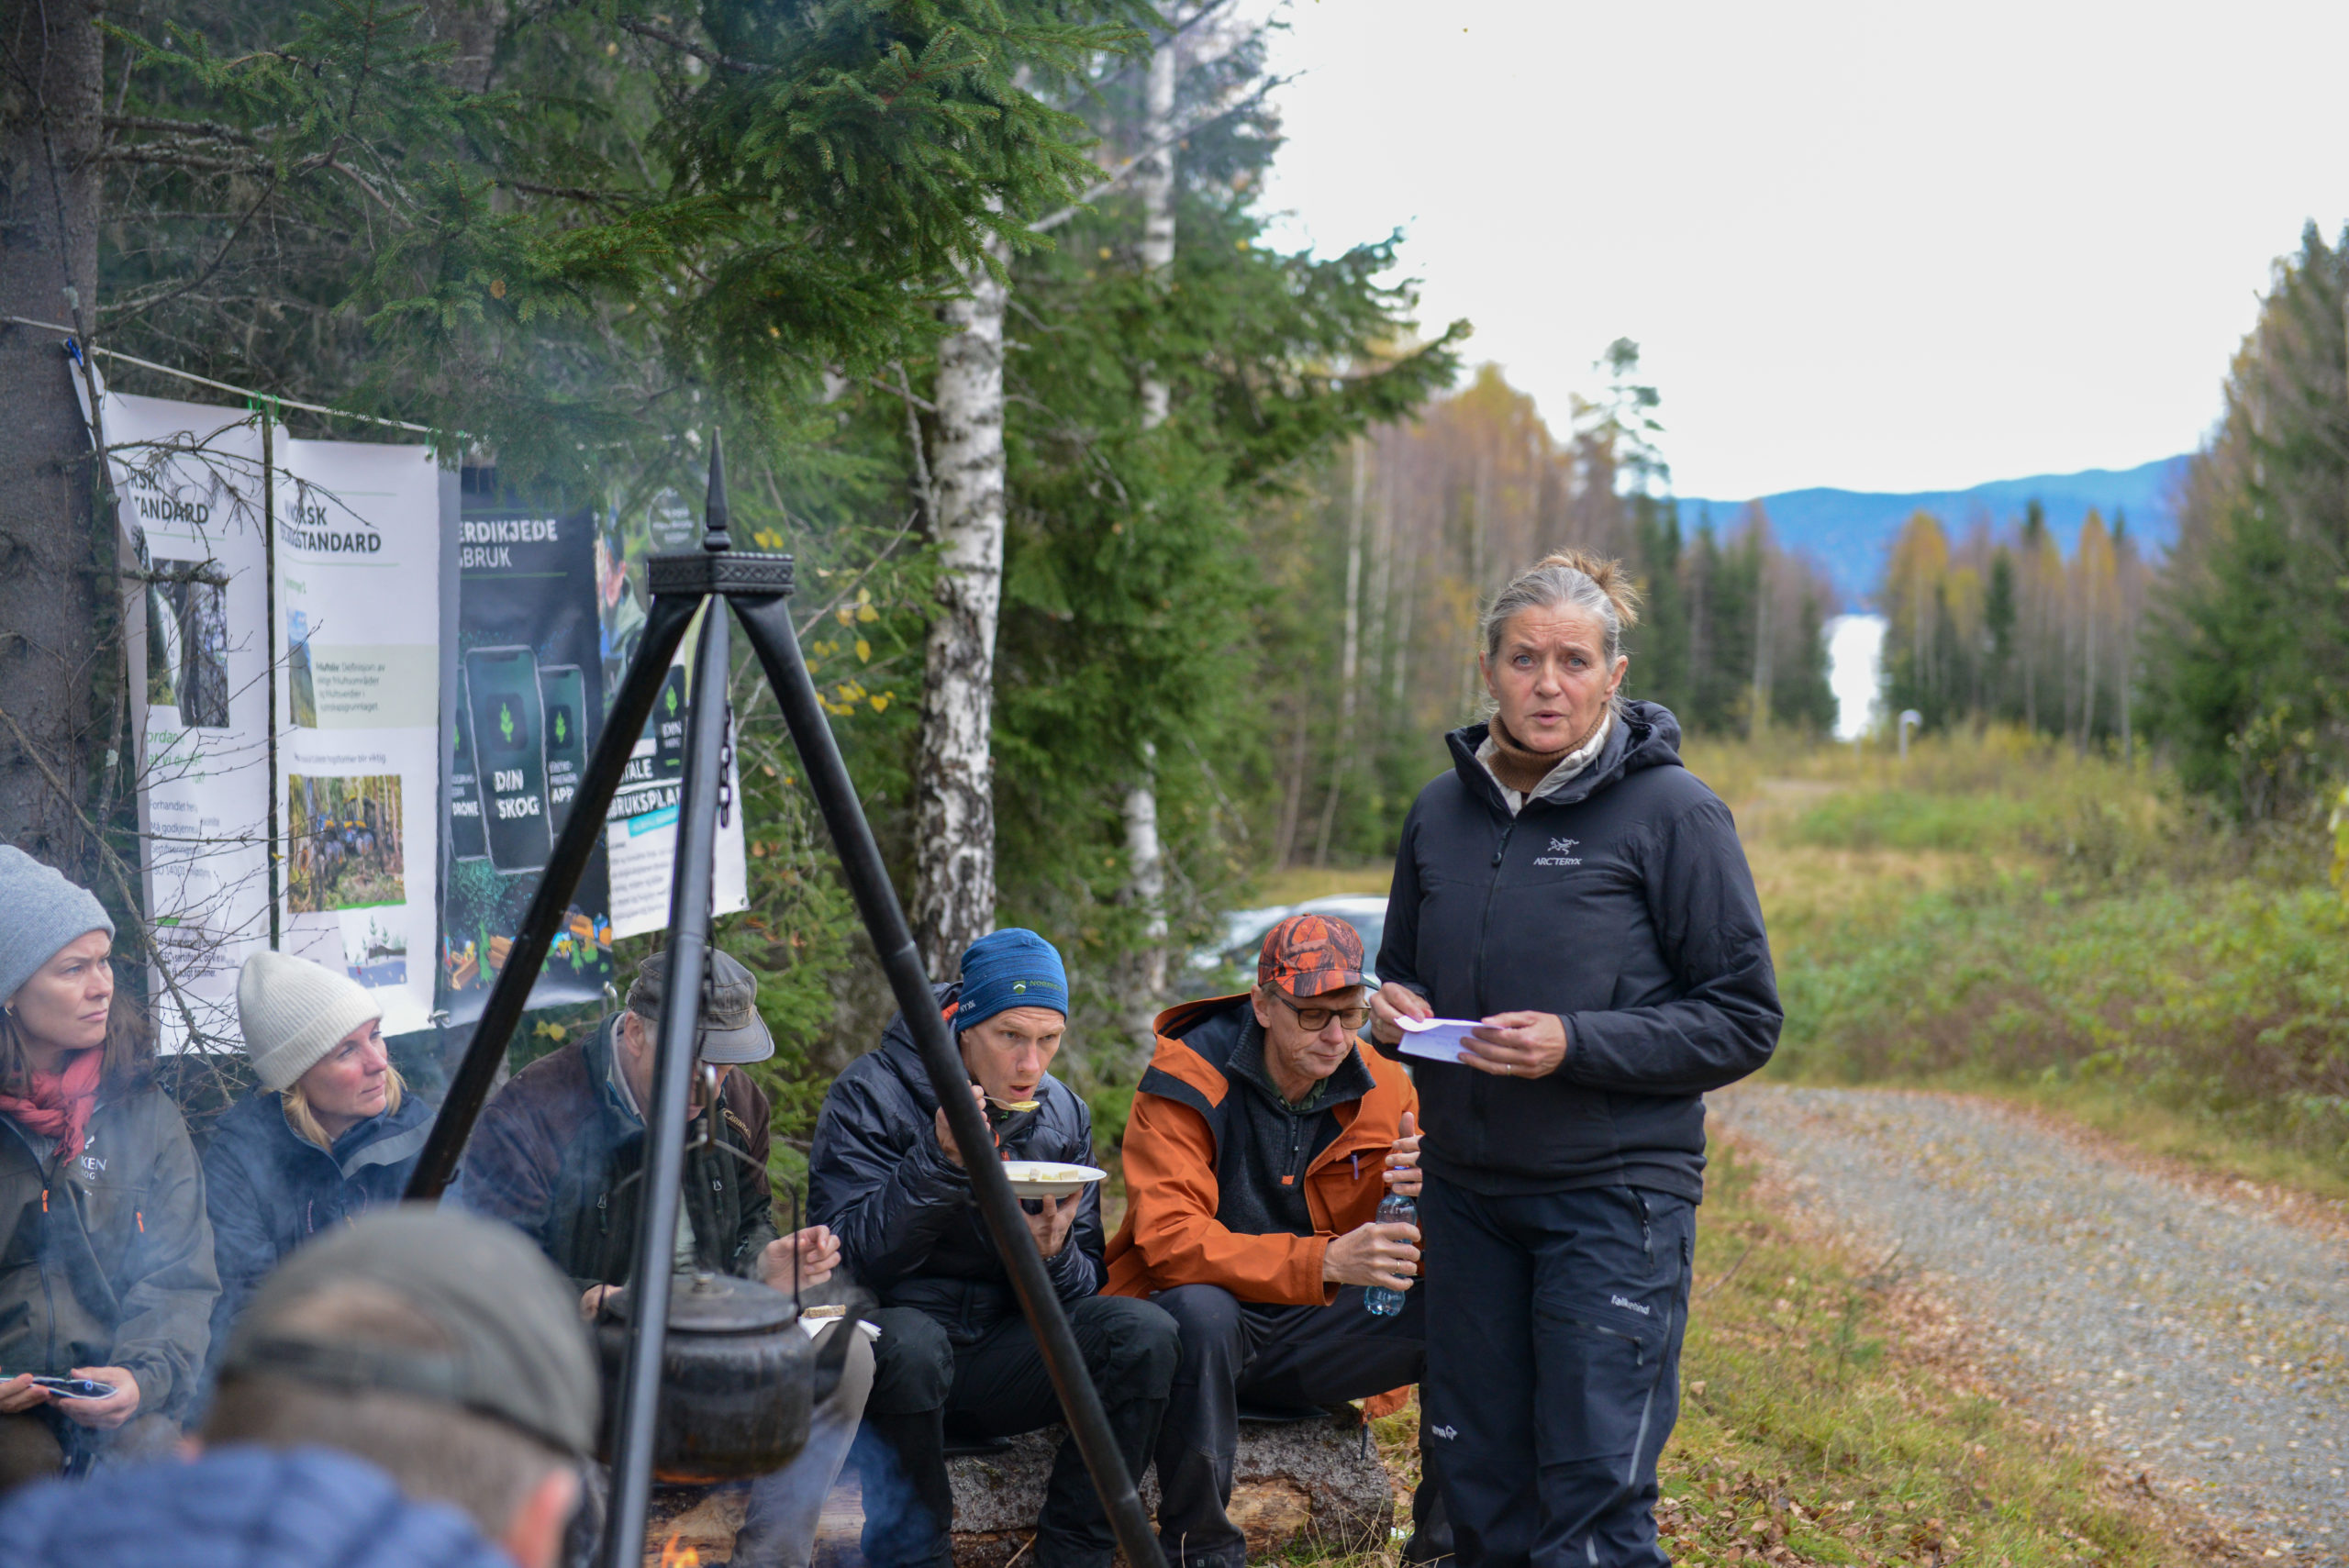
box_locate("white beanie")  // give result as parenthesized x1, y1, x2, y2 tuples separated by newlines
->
(236, 950, 384, 1092)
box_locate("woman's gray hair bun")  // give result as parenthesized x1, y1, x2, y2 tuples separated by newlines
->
(1480, 549, 1643, 668)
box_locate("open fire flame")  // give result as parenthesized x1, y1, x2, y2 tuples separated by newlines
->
(658, 1532, 700, 1568)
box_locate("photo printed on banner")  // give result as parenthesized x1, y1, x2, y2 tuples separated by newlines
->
(273, 437, 442, 1032)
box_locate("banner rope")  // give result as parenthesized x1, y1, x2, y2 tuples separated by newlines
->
(6, 315, 439, 436)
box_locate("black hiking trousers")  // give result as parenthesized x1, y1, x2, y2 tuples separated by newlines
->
(850, 1295, 1177, 1568)
(1420, 1176, 1695, 1568)
(1150, 1280, 1444, 1568)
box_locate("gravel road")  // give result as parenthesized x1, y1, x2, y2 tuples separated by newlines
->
(1711, 1085, 2349, 1563)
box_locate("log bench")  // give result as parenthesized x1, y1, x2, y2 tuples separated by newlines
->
(642, 1410, 1397, 1565)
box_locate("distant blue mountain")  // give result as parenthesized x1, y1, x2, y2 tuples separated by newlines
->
(1675, 455, 2191, 610)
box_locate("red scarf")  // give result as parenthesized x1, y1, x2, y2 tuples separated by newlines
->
(0, 1048, 104, 1164)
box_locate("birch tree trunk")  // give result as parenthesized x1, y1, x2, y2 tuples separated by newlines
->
(1120, 29, 1178, 1018)
(1311, 438, 1366, 864)
(0, 0, 107, 877)
(912, 235, 1010, 976)
(1748, 554, 1772, 743)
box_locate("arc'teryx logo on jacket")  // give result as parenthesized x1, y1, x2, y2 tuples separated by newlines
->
(1534, 837, 1582, 867)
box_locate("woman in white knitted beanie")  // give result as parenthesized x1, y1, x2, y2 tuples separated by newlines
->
(199, 951, 437, 1382)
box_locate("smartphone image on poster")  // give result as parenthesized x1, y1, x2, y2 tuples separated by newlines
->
(462, 646, 551, 873)
(447, 668, 490, 862)
(651, 665, 687, 783)
(537, 663, 588, 836)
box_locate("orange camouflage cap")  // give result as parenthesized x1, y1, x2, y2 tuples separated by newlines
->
(1257, 913, 1366, 999)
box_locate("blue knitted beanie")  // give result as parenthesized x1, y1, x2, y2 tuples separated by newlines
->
(955, 928, 1068, 1030)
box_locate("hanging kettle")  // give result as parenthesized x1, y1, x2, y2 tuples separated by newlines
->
(595, 1272, 867, 1484)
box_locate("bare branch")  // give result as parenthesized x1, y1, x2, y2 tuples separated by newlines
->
(617, 17, 762, 73)
(1028, 73, 1289, 235)
(103, 113, 256, 145)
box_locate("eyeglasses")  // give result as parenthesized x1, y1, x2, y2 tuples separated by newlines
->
(1273, 994, 1372, 1032)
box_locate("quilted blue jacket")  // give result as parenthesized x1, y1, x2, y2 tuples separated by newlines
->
(0, 1442, 518, 1567)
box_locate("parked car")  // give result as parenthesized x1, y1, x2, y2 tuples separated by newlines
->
(1185, 893, 1387, 993)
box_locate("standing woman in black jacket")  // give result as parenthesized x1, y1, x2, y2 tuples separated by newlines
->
(1371, 551, 1781, 1568)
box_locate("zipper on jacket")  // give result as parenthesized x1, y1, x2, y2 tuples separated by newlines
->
(1470, 817, 1520, 1017)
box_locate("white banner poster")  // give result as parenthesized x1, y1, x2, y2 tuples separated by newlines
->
(107, 392, 271, 1051)
(274, 438, 443, 1034)
(606, 603, 748, 940)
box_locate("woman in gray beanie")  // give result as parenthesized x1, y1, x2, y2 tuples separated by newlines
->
(0, 847, 219, 1492)
(199, 950, 436, 1378)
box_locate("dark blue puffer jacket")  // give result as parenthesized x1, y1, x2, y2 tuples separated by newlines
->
(0, 1443, 516, 1568)
(1376, 701, 1781, 1202)
(808, 983, 1103, 1344)
(200, 1089, 436, 1376)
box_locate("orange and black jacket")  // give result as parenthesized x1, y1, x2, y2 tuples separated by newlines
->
(1106, 994, 1418, 1307)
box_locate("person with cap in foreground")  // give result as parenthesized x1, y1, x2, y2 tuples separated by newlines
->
(808, 928, 1178, 1568)
(1105, 913, 1446, 1568)
(200, 949, 438, 1383)
(0, 1207, 596, 1568)
(448, 944, 868, 1568)
(0, 847, 217, 1492)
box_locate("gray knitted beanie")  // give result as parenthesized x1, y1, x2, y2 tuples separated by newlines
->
(0, 846, 116, 1006)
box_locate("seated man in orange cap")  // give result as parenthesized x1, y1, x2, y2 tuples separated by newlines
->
(1106, 914, 1445, 1568)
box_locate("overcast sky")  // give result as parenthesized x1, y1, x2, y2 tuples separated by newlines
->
(1251, 0, 2349, 500)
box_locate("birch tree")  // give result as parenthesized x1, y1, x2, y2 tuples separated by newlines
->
(1119, 28, 1180, 1002)
(913, 239, 1011, 975)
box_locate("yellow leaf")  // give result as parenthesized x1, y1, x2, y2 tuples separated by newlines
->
(854, 639, 871, 662)
(870, 692, 891, 712)
(856, 604, 878, 623)
(836, 606, 854, 627)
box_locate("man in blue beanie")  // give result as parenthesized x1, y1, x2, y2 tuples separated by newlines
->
(808, 929, 1177, 1568)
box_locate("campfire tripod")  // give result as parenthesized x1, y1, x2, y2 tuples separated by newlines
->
(405, 441, 1166, 1568)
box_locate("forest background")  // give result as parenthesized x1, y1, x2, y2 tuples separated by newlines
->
(2, 0, 2343, 1200)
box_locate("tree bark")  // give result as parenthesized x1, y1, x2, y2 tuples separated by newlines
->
(1120, 28, 1177, 1026)
(1132, 32, 1177, 428)
(1748, 550, 1771, 743)
(0, 0, 106, 878)
(419, 0, 506, 93)
(912, 236, 1009, 976)
(1311, 437, 1365, 864)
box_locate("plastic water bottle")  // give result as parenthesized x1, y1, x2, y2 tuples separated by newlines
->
(1363, 1190, 1418, 1317)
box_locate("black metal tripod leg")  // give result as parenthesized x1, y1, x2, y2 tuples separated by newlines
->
(406, 591, 700, 1201)
(601, 602, 735, 1568)
(731, 593, 1167, 1568)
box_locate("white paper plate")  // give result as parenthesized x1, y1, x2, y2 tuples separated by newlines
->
(1000, 1160, 1107, 1199)
(796, 1308, 883, 1340)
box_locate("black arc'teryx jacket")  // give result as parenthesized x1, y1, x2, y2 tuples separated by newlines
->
(807, 984, 1103, 1345)
(1375, 700, 1780, 1202)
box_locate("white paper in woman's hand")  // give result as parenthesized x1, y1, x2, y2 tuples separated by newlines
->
(1393, 1016, 1489, 1063)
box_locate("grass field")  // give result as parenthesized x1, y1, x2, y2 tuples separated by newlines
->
(1706, 728, 2349, 1200)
